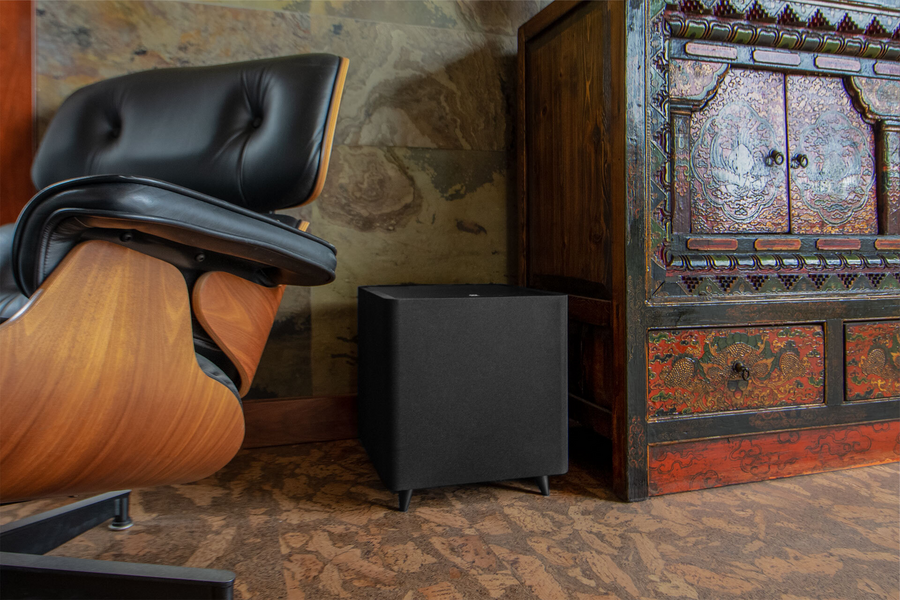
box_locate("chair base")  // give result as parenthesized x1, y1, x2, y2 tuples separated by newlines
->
(0, 491, 234, 599)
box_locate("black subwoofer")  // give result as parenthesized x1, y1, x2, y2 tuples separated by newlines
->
(357, 284, 568, 511)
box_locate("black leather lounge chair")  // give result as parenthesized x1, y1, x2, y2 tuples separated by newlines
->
(0, 53, 348, 599)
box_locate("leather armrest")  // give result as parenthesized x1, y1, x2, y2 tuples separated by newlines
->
(12, 175, 337, 296)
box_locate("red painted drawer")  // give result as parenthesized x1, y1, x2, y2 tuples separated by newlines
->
(846, 321, 900, 401)
(648, 325, 824, 418)
(648, 421, 900, 496)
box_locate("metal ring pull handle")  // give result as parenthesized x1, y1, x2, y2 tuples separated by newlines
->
(732, 361, 751, 381)
(791, 153, 809, 169)
(764, 150, 784, 167)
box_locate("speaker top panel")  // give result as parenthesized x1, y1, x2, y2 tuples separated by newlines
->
(359, 284, 566, 301)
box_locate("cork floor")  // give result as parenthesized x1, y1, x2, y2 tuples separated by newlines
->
(2, 429, 898, 600)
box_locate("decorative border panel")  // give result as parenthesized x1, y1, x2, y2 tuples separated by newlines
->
(666, 10, 900, 61)
(648, 420, 900, 495)
(668, 268, 900, 298)
(649, 0, 675, 293)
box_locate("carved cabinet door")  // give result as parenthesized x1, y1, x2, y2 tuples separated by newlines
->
(785, 75, 877, 234)
(690, 68, 790, 233)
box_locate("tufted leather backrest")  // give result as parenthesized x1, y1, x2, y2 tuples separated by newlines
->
(32, 54, 346, 212)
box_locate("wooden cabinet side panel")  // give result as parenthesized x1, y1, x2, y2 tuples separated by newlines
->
(520, 1, 632, 499)
(570, 320, 615, 413)
(523, 2, 622, 298)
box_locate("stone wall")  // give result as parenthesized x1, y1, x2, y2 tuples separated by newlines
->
(36, 0, 545, 397)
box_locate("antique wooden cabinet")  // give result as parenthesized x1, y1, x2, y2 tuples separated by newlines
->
(518, 0, 900, 500)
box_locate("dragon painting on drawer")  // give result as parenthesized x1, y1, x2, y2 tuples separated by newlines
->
(648, 325, 825, 417)
(846, 321, 900, 401)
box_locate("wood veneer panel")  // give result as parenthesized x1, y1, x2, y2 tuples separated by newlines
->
(648, 421, 900, 496)
(0, 241, 244, 503)
(0, 0, 35, 225)
(297, 56, 348, 207)
(193, 271, 284, 397)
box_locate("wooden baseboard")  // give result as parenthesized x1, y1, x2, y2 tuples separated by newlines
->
(241, 394, 357, 448)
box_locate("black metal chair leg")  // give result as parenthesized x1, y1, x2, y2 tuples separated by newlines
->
(398, 490, 413, 512)
(109, 493, 134, 531)
(536, 475, 550, 496)
(0, 491, 132, 555)
(0, 491, 235, 599)
(0, 552, 234, 600)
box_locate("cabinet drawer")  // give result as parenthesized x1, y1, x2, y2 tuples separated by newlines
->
(648, 421, 900, 496)
(648, 325, 824, 418)
(846, 321, 900, 401)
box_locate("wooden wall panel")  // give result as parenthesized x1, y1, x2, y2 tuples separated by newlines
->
(242, 394, 357, 449)
(648, 421, 900, 496)
(0, 0, 35, 225)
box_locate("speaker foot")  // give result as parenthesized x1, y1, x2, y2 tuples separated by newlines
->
(536, 476, 550, 496)
(398, 490, 413, 512)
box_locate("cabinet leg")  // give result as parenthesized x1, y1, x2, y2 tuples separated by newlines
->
(536, 476, 550, 496)
(398, 490, 413, 512)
